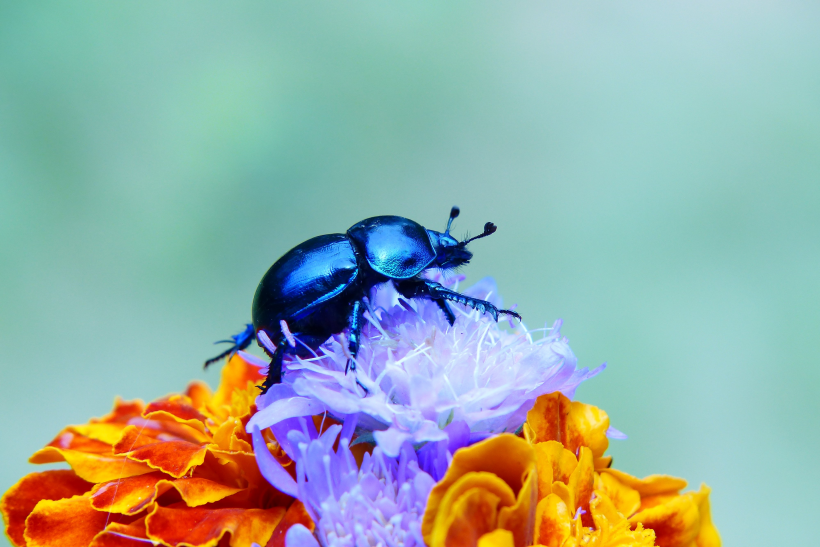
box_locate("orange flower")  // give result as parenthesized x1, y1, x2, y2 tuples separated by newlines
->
(527, 393, 720, 547)
(422, 392, 720, 547)
(422, 434, 537, 547)
(1, 354, 312, 547)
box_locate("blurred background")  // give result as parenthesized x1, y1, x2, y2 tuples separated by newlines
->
(1, 1, 818, 544)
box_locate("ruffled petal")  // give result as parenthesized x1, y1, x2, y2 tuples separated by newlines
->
(477, 528, 515, 547)
(24, 494, 108, 547)
(28, 448, 154, 483)
(599, 469, 687, 497)
(533, 494, 571, 547)
(211, 353, 265, 410)
(423, 434, 537, 547)
(90, 473, 172, 515)
(693, 485, 721, 547)
(265, 501, 314, 547)
(89, 519, 151, 547)
(628, 493, 701, 547)
(90, 473, 244, 515)
(533, 441, 577, 499)
(595, 471, 641, 518)
(1, 470, 93, 547)
(567, 447, 594, 527)
(146, 504, 285, 547)
(525, 393, 610, 458)
(124, 440, 208, 478)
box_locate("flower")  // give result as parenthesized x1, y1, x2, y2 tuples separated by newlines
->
(422, 434, 537, 547)
(421, 391, 721, 547)
(3, 275, 722, 547)
(253, 415, 435, 547)
(248, 275, 603, 458)
(1, 354, 307, 547)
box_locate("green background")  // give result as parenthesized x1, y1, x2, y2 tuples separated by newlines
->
(2, 2, 818, 545)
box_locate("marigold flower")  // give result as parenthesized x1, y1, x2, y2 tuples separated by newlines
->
(420, 391, 721, 547)
(1, 354, 306, 547)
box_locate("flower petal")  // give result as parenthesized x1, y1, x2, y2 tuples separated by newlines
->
(566, 447, 594, 527)
(525, 393, 611, 459)
(28, 448, 154, 483)
(173, 477, 245, 507)
(595, 471, 641, 518)
(423, 434, 536, 547)
(24, 494, 109, 547)
(265, 501, 314, 547)
(90, 473, 244, 515)
(436, 486, 506, 547)
(693, 485, 721, 547)
(532, 494, 571, 547)
(90, 473, 172, 515)
(283, 523, 319, 547)
(628, 493, 701, 547)
(212, 353, 265, 410)
(1, 471, 92, 547)
(533, 441, 577, 499)
(89, 519, 152, 547)
(599, 469, 687, 497)
(125, 440, 208, 479)
(142, 397, 209, 435)
(251, 426, 298, 498)
(146, 504, 285, 547)
(477, 529, 515, 547)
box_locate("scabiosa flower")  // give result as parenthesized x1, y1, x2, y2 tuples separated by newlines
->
(247, 275, 604, 460)
(253, 415, 434, 547)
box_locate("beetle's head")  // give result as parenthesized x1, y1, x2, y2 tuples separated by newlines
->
(427, 206, 497, 270)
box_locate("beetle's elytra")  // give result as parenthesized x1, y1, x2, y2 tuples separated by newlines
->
(205, 207, 521, 394)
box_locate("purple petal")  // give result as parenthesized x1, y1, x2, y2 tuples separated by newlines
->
(444, 420, 471, 453)
(285, 524, 320, 547)
(373, 428, 413, 458)
(247, 395, 327, 432)
(250, 426, 298, 497)
(238, 351, 268, 368)
(606, 426, 628, 440)
(258, 330, 277, 354)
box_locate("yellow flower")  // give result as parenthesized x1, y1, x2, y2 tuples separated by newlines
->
(527, 393, 720, 547)
(422, 434, 538, 547)
(422, 392, 720, 547)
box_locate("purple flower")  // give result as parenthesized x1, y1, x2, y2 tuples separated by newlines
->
(255, 415, 434, 547)
(248, 275, 603, 457)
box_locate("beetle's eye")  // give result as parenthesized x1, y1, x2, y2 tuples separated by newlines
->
(442, 236, 457, 248)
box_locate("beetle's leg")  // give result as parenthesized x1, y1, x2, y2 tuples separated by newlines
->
(346, 300, 364, 374)
(259, 338, 288, 395)
(396, 279, 521, 323)
(435, 299, 457, 327)
(395, 279, 455, 326)
(204, 323, 255, 369)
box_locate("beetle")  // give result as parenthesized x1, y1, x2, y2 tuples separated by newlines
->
(204, 206, 521, 394)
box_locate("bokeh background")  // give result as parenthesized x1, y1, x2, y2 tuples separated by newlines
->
(2, 2, 819, 545)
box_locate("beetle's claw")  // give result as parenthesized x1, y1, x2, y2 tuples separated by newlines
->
(356, 378, 369, 396)
(499, 309, 522, 322)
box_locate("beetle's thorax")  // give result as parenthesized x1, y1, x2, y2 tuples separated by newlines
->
(346, 216, 439, 280)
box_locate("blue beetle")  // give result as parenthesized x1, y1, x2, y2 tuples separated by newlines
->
(205, 207, 520, 394)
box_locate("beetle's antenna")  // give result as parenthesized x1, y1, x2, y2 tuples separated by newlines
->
(462, 222, 497, 245)
(444, 206, 460, 236)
